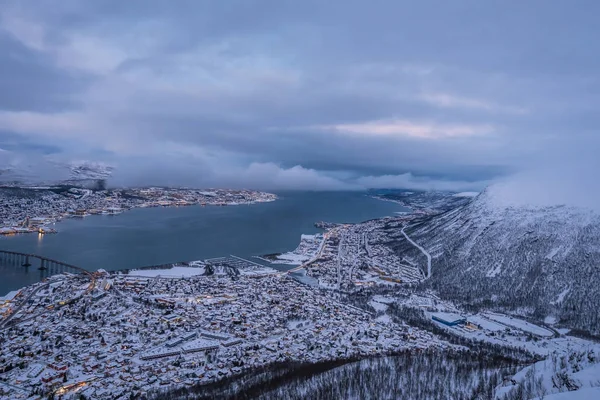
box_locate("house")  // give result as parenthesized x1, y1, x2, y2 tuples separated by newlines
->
(28, 217, 49, 228)
(0, 290, 20, 305)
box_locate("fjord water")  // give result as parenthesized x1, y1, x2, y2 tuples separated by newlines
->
(0, 191, 406, 294)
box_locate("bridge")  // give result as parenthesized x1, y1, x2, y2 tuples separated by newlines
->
(0, 250, 91, 277)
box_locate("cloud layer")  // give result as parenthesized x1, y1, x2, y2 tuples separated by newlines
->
(0, 1, 598, 193)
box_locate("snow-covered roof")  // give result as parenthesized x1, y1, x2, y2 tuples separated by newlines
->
(0, 290, 20, 302)
(431, 312, 465, 323)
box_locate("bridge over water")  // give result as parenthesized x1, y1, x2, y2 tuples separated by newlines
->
(0, 250, 91, 277)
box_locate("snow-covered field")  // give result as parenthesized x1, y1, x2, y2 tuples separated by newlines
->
(368, 300, 389, 313)
(484, 313, 554, 337)
(496, 347, 600, 400)
(240, 268, 278, 276)
(127, 266, 206, 278)
(270, 234, 324, 265)
(453, 192, 479, 198)
(467, 315, 506, 332)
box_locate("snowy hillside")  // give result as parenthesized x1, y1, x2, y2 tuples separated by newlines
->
(400, 186, 600, 335)
(66, 160, 114, 180)
(0, 159, 114, 185)
(497, 348, 600, 399)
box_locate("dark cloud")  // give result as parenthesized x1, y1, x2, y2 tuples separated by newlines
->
(0, 34, 89, 112)
(0, 0, 598, 192)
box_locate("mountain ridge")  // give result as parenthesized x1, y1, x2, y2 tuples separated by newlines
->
(400, 187, 600, 335)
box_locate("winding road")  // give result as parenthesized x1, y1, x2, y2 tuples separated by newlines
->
(401, 226, 432, 278)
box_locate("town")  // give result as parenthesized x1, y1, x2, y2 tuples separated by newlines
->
(0, 187, 277, 235)
(279, 217, 427, 290)
(2, 190, 599, 399)
(0, 261, 445, 399)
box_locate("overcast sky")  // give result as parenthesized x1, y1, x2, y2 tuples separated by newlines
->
(0, 0, 598, 190)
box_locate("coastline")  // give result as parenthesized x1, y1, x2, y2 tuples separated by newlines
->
(0, 188, 277, 236)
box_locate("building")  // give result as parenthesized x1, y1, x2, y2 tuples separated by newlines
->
(0, 290, 20, 305)
(431, 312, 466, 326)
(166, 332, 198, 348)
(104, 207, 123, 215)
(28, 217, 49, 228)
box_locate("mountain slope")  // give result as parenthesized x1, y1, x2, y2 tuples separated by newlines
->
(402, 187, 600, 335)
(0, 159, 114, 185)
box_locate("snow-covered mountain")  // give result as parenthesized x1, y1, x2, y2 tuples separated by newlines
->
(0, 158, 114, 185)
(400, 186, 600, 335)
(498, 348, 600, 399)
(66, 160, 114, 180)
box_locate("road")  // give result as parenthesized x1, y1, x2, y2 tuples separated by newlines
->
(0, 380, 27, 394)
(401, 226, 432, 278)
(0, 282, 50, 329)
(286, 229, 334, 274)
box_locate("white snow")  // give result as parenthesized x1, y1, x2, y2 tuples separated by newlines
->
(368, 300, 389, 313)
(545, 316, 557, 325)
(541, 388, 600, 400)
(241, 268, 278, 276)
(497, 347, 600, 400)
(467, 315, 506, 332)
(0, 290, 20, 302)
(574, 362, 600, 388)
(127, 266, 206, 278)
(546, 247, 561, 260)
(401, 227, 432, 278)
(287, 320, 312, 330)
(276, 253, 310, 264)
(484, 313, 554, 337)
(486, 265, 502, 278)
(371, 295, 396, 305)
(271, 233, 324, 265)
(453, 192, 479, 198)
(552, 288, 570, 305)
(376, 314, 392, 324)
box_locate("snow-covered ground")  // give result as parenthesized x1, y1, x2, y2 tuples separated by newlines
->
(127, 266, 206, 278)
(453, 192, 479, 197)
(401, 227, 432, 278)
(541, 388, 600, 400)
(269, 234, 325, 265)
(467, 315, 506, 332)
(484, 313, 554, 337)
(368, 300, 389, 313)
(240, 268, 278, 276)
(552, 288, 570, 305)
(496, 347, 600, 399)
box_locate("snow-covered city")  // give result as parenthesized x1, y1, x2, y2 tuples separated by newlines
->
(0, 262, 445, 399)
(2, 188, 600, 399)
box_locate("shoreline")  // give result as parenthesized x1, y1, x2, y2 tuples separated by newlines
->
(0, 189, 278, 236)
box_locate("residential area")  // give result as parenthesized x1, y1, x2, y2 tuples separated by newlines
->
(0, 267, 445, 399)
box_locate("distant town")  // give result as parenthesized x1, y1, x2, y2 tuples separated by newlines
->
(0, 186, 277, 235)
